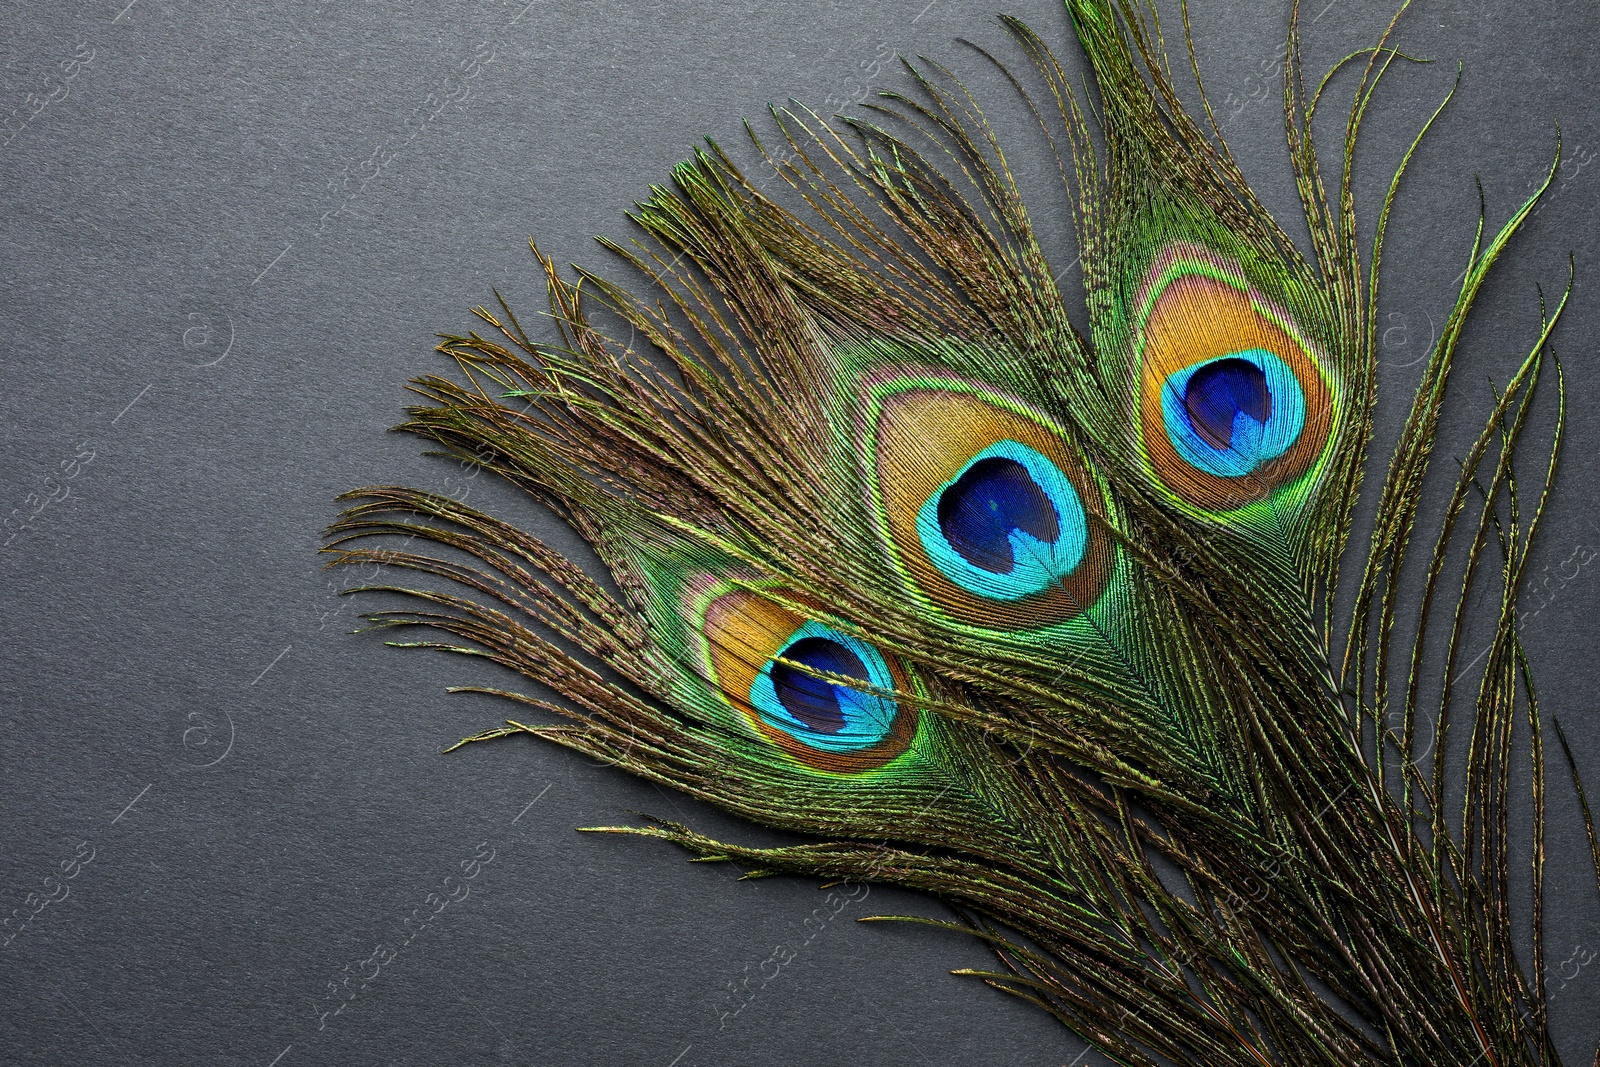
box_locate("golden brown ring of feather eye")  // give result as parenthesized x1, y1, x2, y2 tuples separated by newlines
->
(873, 385, 1115, 628)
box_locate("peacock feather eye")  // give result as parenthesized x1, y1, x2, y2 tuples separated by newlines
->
(700, 589, 917, 772)
(864, 374, 1113, 629)
(1160, 350, 1306, 478)
(916, 440, 1088, 600)
(1135, 244, 1334, 512)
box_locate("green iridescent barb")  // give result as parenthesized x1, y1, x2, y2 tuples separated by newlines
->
(326, 1, 1595, 1062)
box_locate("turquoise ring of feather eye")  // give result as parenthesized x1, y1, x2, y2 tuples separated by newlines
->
(1159, 349, 1306, 479)
(748, 622, 899, 752)
(913, 440, 1088, 601)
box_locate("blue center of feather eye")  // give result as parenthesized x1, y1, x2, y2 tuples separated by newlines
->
(915, 440, 1088, 601)
(1160, 349, 1306, 479)
(1184, 358, 1270, 450)
(769, 637, 867, 734)
(749, 623, 899, 752)
(936, 458, 1060, 573)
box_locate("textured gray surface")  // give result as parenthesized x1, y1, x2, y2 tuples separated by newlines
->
(1, 1, 1598, 1064)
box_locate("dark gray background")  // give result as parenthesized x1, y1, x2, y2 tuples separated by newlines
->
(1, 1, 1597, 1064)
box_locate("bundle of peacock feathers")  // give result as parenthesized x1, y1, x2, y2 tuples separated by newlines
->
(327, 1, 1597, 1062)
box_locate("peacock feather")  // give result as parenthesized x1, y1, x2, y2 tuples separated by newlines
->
(326, 1, 1596, 1062)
